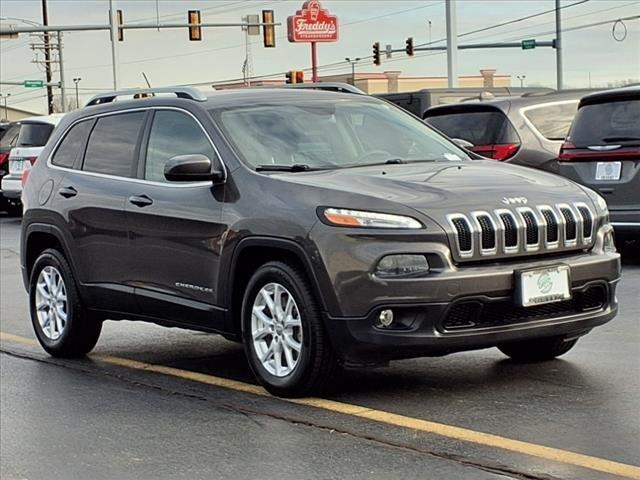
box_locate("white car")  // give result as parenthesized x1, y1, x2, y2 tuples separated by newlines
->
(3, 114, 64, 213)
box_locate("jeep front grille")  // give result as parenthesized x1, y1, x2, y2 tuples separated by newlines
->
(447, 203, 595, 260)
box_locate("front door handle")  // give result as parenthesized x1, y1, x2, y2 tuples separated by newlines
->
(58, 186, 77, 198)
(128, 194, 153, 207)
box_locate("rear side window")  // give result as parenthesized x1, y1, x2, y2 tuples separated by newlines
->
(83, 112, 146, 177)
(51, 120, 93, 168)
(144, 110, 216, 183)
(522, 101, 578, 140)
(0, 124, 20, 148)
(424, 109, 520, 146)
(17, 122, 55, 147)
(568, 99, 640, 147)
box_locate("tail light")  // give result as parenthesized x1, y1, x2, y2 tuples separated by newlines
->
(559, 141, 640, 161)
(470, 144, 519, 161)
(21, 168, 31, 187)
(27, 155, 38, 165)
(0, 152, 8, 167)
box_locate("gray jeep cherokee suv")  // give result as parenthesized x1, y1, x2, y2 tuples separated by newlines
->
(21, 87, 621, 397)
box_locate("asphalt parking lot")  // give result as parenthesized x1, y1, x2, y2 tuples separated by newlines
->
(1, 214, 639, 480)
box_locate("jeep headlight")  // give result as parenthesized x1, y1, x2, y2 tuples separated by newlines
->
(320, 208, 423, 229)
(585, 188, 610, 224)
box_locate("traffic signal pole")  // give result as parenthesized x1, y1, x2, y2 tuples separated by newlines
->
(445, 0, 458, 88)
(109, 0, 120, 90)
(555, 0, 563, 90)
(41, 0, 54, 114)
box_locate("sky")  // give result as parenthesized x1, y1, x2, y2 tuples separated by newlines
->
(1, 0, 639, 114)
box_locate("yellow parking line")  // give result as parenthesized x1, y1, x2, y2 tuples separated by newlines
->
(2, 331, 639, 479)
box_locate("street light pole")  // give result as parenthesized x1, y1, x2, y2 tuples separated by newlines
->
(109, 0, 120, 90)
(41, 0, 54, 114)
(0, 93, 11, 121)
(555, 0, 563, 90)
(445, 0, 458, 88)
(345, 57, 361, 85)
(73, 77, 81, 109)
(517, 75, 526, 88)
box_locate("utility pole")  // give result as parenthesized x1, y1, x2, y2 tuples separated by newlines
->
(555, 0, 563, 90)
(109, 0, 120, 90)
(445, 0, 458, 88)
(0, 93, 10, 121)
(427, 19, 432, 45)
(73, 77, 81, 109)
(41, 0, 53, 114)
(345, 57, 361, 85)
(57, 31, 66, 112)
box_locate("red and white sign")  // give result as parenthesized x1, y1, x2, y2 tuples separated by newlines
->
(287, 0, 338, 43)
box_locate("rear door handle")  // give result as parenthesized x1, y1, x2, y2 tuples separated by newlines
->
(128, 194, 153, 207)
(58, 186, 77, 198)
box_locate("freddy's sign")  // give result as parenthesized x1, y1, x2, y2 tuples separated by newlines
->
(287, 0, 339, 43)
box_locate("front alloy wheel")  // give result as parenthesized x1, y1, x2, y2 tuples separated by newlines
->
(242, 261, 339, 397)
(251, 283, 303, 377)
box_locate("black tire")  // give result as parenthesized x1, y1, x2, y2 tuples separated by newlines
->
(498, 335, 578, 363)
(5, 201, 22, 217)
(29, 248, 102, 358)
(241, 260, 339, 397)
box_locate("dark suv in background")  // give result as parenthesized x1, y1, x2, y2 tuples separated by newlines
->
(21, 87, 620, 397)
(558, 86, 639, 239)
(423, 90, 593, 172)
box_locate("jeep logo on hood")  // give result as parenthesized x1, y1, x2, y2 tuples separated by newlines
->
(501, 196, 528, 205)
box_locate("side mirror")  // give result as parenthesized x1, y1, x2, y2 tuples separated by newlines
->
(451, 138, 474, 150)
(164, 154, 225, 183)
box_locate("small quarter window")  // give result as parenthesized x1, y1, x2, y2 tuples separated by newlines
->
(144, 110, 216, 183)
(83, 112, 146, 177)
(51, 120, 93, 169)
(522, 101, 578, 141)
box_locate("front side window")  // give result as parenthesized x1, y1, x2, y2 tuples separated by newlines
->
(83, 111, 146, 177)
(144, 110, 216, 183)
(212, 100, 469, 170)
(52, 120, 93, 168)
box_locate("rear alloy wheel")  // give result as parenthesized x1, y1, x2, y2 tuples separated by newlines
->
(30, 248, 102, 357)
(242, 261, 339, 397)
(498, 335, 578, 363)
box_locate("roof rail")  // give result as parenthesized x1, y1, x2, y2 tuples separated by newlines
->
(277, 82, 365, 94)
(86, 86, 207, 106)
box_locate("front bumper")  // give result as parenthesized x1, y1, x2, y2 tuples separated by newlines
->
(326, 278, 618, 365)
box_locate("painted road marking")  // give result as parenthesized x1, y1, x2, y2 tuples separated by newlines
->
(2, 331, 639, 479)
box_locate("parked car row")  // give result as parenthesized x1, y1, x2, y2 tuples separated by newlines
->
(0, 114, 63, 215)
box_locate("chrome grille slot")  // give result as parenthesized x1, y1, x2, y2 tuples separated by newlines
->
(539, 208, 559, 244)
(559, 206, 577, 243)
(521, 210, 539, 246)
(476, 214, 495, 250)
(499, 212, 518, 248)
(576, 204, 594, 242)
(449, 215, 473, 255)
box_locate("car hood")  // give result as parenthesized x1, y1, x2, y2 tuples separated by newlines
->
(281, 160, 590, 215)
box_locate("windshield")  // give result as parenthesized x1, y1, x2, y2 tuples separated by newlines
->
(17, 122, 55, 147)
(211, 100, 469, 170)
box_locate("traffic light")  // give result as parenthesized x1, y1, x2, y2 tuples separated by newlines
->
(262, 10, 276, 48)
(117, 9, 124, 42)
(285, 71, 304, 84)
(372, 42, 381, 66)
(405, 37, 414, 56)
(188, 10, 202, 41)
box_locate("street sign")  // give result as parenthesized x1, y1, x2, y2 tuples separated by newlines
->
(23, 80, 44, 88)
(521, 39, 536, 50)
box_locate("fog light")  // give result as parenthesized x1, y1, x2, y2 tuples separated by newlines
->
(377, 309, 394, 328)
(375, 254, 429, 278)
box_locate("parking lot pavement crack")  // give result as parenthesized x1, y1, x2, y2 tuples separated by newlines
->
(0, 347, 561, 480)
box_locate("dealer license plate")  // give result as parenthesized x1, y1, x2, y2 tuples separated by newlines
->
(516, 265, 571, 307)
(595, 161, 621, 181)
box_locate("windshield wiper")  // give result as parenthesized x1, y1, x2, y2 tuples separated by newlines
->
(601, 136, 640, 142)
(255, 164, 312, 172)
(383, 158, 406, 164)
